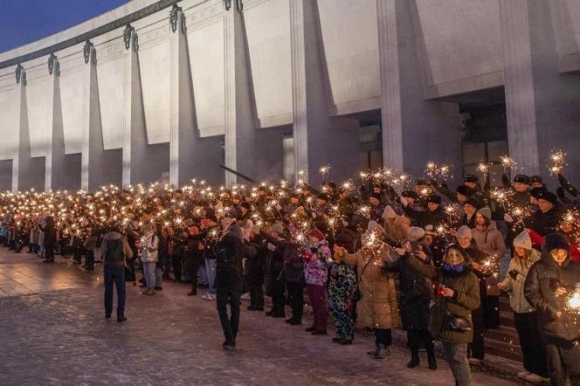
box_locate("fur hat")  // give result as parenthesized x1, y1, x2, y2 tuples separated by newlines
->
(456, 185, 474, 197)
(408, 227, 426, 242)
(427, 194, 442, 205)
(513, 231, 532, 250)
(309, 229, 325, 241)
(270, 222, 284, 235)
(415, 178, 427, 186)
(531, 175, 543, 184)
(240, 202, 251, 210)
(476, 207, 492, 221)
(543, 233, 569, 252)
(530, 187, 546, 199)
(401, 190, 418, 199)
(464, 174, 479, 183)
(370, 192, 382, 201)
(463, 197, 482, 210)
(317, 193, 329, 202)
(456, 225, 472, 240)
(537, 190, 558, 205)
(513, 174, 531, 185)
(382, 205, 397, 220)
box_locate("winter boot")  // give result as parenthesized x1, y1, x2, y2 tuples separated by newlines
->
(407, 350, 420, 368)
(427, 354, 437, 370)
(367, 342, 380, 357)
(373, 344, 391, 359)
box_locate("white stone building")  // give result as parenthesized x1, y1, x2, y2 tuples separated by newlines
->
(0, 0, 579, 192)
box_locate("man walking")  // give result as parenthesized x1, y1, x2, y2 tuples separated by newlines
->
(214, 224, 256, 348)
(101, 225, 134, 323)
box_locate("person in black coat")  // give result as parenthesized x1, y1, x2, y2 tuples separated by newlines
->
(246, 227, 267, 311)
(261, 223, 288, 318)
(523, 191, 563, 237)
(39, 216, 57, 263)
(215, 224, 256, 349)
(525, 233, 580, 385)
(384, 227, 437, 370)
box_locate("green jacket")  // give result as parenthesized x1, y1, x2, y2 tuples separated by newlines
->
(407, 254, 480, 343)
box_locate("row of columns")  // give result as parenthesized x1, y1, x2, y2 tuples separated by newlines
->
(7, 0, 578, 193)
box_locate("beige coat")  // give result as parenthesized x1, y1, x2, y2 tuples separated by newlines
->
(342, 249, 401, 329)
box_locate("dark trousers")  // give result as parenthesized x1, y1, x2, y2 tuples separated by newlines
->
(185, 254, 201, 291)
(171, 254, 182, 282)
(374, 328, 393, 346)
(485, 296, 500, 328)
(468, 304, 485, 360)
(85, 250, 95, 269)
(249, 279, 264, 309)
(307, 284, 328, 332)
(73, 248, 83, 264)
(216, 288, 241, 343)
(514, 311, 547, 377)
(408, 328, 435, 357)
(286, 281, 304, 321)
(104, 266, 126, 318)
(269, 273, 286, 316)
(544, 337, 580, 386)
(44, 242, 55, 261)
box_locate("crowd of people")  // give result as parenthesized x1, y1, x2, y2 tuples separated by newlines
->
(1, 164, 580, 385)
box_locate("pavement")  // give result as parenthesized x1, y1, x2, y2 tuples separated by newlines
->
(0, 249, 520, 385)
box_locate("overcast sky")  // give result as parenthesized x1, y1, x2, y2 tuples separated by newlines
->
(0, 0, 130, 54)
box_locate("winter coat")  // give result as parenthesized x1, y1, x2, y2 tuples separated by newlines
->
(282, 242, 304, 284)
(404, 205, 447, 229)
(341, 249, 401, 330)
(383, 242, 434, 331)
(524, 250, 580, 342)
(471, 222, 507, 296)
(215, 232, 257, 292)
(246, 235, 267, 285)
(304, 241, 331, 286)
(525, 205, 563, 236)
(328, 262, 357, 311)
(406, 254, 480, 344)
(500, 249, 540, 313)
(83, 235, 98, 251)
(140, 233, 159, 263)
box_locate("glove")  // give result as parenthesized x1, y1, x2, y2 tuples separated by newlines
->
(441, 181, 449, 190)
(508, 270, 518, 280)
(504, 214, 514, 223)
(557, 187, 567, 202)
(400, 197, 408, 207)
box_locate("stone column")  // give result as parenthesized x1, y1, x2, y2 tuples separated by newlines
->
(377, 0, 461, 177)
(46, 56, 81, 191)
(500, 0, 580, 182)
(289, 0, 359, 187)
(11, 68, 45, 192)
(81, 43, 122, 191)
(122, 26, 169, 186)
(223, 6, 284, 186)
(169, 8, 223, 188)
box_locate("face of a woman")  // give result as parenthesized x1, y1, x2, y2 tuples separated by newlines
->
(560, 222, 572, 234)
(514, 246, 526, 258)
(445, 248, 465, 266)
(475, 213, 486, 225)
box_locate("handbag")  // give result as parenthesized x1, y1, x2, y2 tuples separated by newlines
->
(445, 311, 472, 332)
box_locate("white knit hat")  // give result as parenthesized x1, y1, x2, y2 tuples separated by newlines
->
(513, 231, 532, 250)
(382, 205, 397, 220)
(408, 227, 426, 242)
(456, 225, 472, 240)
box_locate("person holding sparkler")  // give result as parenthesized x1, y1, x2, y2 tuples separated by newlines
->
(405, 243, 480, 386)
(524, 233, 580, 386)
(471, 207, 507, 329)
(497, 231, 548, 383)
(333, 221, 401, 360)
(384, 227, 437, 370)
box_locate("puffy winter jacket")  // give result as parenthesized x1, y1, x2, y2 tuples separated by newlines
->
(500, 249, 540, 313)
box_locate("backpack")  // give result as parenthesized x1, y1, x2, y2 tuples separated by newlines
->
(104, 239, 124, 263)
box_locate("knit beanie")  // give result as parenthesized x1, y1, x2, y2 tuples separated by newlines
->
(456, 225, 472, 240)
(408, 227, 426, 242)
(476, 207, 492, 221)
(513, 231, 532, 250)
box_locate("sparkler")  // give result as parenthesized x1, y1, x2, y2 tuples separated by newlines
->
(500, 155, 516, 174)
(549, 150, 567, 175)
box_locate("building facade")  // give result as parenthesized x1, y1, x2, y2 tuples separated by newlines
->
(0, 0, 579, 192)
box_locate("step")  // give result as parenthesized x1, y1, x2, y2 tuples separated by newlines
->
(485, 338, 523, 362)
(484, 326, 520, 347)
